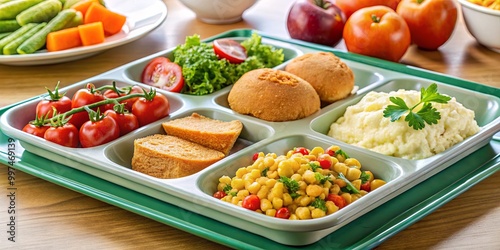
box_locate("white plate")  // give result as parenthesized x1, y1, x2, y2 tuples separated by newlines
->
(0, 0, 167, 66)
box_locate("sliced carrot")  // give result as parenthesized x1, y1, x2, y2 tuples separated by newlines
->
(84, 2, 126, 36)
(46, 27, 82, 52)
(71, 0, 100, 18)
(78, 21, 105, 46)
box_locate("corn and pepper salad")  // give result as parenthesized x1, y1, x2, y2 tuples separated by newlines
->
(213, 145, 387, 220)
(469, 0, 500, 10)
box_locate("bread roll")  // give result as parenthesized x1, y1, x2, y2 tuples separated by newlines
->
(228, 68, 320, 122)
(285, 52, 354, 103)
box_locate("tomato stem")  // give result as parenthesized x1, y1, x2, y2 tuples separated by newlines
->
(371, 14, 381, 23)
(314, 0, 331, 9)
(44, 81, 66, 101)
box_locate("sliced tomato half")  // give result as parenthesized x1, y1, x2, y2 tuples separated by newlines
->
(141, 57, 184, 93)
(213, 39, 247, 64)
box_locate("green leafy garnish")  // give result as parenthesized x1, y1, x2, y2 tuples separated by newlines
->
(309, 162, 321, 172)
(335, 149, 349, 159)
(383, 83, 451, 130)
(279, 176, 300, 199)
(315, 172, 331, 185)
(338, 173, 360, 194)
(360, 171, 371, 184)
(173, 33, 284, 95)
(261, 167, 269, 177)
(311, 197, 327, 212)
(222, 184, 232, 193)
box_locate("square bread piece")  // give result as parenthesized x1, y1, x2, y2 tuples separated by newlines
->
(161, 113, 243, 155)
(131, 134, 225, 179)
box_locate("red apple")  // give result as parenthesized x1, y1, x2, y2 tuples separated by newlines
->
(286, 0, 346, 47)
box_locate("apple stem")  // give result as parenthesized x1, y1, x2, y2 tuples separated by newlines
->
(314, 0, 331, 9)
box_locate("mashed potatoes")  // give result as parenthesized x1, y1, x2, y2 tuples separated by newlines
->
(327, 89, 480, 160)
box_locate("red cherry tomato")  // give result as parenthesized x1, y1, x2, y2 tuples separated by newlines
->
(360, 181, 371, 192)
(275, 207, 291, 219)
(327, 194, 347, 209)
(343, 6, 411, 62)
(69, 85, 105, 128)
(44, 123, 80, 148)
(79, 115, 120, 148)
(397, 0, 457, 50)
(213, 39, 247, 64)
(293, 147, 310, 156)
(242, 194, 261, 211)
(317, 154, 333, 169)
(213, 191, 226, 199)
(132, 92, 170, 126)
(252, 152, 259, 161)
(22, 123, 50, 138)
(36, 96, 72, 119)
(335, 0, 401, 18)
(104, 109, 139, 136)
(141, 57, 184, 92)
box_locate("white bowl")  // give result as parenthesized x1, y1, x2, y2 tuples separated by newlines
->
(457, 0, 500, 52)
(178, 0, 258, 24)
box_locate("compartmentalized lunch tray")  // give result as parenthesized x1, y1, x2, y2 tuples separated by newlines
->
(1, 29, 499, 248)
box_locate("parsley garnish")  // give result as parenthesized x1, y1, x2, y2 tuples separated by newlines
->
(309, 162, 321, 172)
(311, 197, 327, 212)
(383, 83, 451, 130)
(315, 172, 331, 185)
(338, 173, 360, 194)
(335, 149, 349, 159)
(279, 176, 300, 199)
(261, 167, 269, 177)
(222, 184, 232, 193)
(360, 171, 371, 184)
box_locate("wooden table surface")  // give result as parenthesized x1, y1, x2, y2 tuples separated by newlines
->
(1, 0, 499, 249)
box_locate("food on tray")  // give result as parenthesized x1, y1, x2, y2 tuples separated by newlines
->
(131, 134, 225, 179)
(228, 68, 320, 122)
(140, 33, 285, 95)
(0, 0, 126, 54)
(213, 145, 386, 220)
(141, 57, 184, 92)
(327, 84, 480, 159)
(21, 82, 169, 148)
(468, 0, 500, 10)
(161, 113, 243, 156)
(284, 52, 355, 103)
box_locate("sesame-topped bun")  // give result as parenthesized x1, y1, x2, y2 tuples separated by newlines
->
(228, 68, 320, 122)
(285, 52, 354, 103)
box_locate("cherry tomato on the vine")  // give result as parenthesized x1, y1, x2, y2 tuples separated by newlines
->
(69, 84, 105, 128)
(397, 0, 458, 50)
(213, 39, 247, 64)
(242, 194, 260, 211)
(22, 123, 50, 138)
(343, 6, 411, 62)
(36, 83, 72, 119)
(141, 57, 185, 92)
(132, 92, 170, 126)
(104, 109, 139, 136)
(79, 114, 120, 148)
(44, 123, 80, 148)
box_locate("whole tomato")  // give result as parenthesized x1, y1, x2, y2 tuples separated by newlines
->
(132, 90, 170, 126)
(343, 6, 411, 62)
(79, 112, 120, 148)
(36, 83, 72, 119)
(22, 123, 50, 138)
(335, 0, 401, 18)
(69, 84, 105, 128)
(104, 109, 139, 136)
(44, 123, 80, 148)
(397, 0, 457, 50)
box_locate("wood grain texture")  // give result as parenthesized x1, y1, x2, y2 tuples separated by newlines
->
(0, 0, 499, 249)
